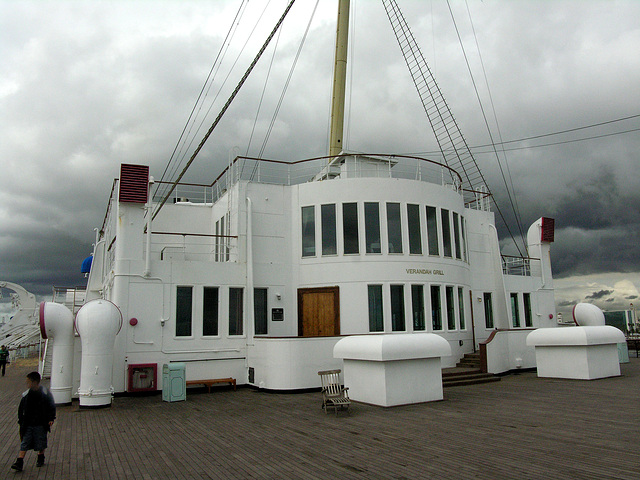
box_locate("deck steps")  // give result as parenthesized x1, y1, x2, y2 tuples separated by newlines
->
(442, 352, 501, 387)
(442, 370, 501, 388)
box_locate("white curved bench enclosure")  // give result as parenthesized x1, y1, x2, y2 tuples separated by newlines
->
(334, 334, 451, 407)
(526, 326, 625, 380)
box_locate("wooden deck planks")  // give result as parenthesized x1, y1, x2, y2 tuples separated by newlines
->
(0, 359, 638, 479)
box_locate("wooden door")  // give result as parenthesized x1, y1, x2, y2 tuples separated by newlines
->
(298, 287, 340, 337)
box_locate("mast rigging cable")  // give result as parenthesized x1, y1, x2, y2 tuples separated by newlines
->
(153, 0, 297, 220)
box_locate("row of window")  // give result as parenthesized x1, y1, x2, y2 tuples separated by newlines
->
(175, 286, 268, 338)
(301, 203, 468, 261)
(368, 284, 467, 333)
(482, 291, 533, 329)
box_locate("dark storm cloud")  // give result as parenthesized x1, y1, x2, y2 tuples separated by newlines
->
(626, 295, 638, 300)
(585, 289, 614, 300)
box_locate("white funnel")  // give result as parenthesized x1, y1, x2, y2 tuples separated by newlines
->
(573, 303, 606, 326)
(39, 302, 74, 405)
(75, 299, 123, 408)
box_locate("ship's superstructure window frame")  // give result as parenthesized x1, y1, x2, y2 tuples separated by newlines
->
(202, 287, 219, 337)
(407, 203, 422, 255)
(411, 284, 426, 331)
(176, 286, 193, 337)
(511, 292, 521, 328)
(446, 285, 456, 330)
(523, 292, 533, 327)
(343, 202, 359, 255)
(321, 204, 337, 256)
(453, 212, 462, 260)
(368, 285, 384, 332)
(484, 292, 494, 329)
(364, 202, 381, 254)
(441, 209, 452, 258)
(426, 206, 439, 256)
(390, 284, 406, 331)
(229, 287, 244, 336)
(386, 202, 403, 254)
(301, 206, 316, 257)
(431, 285, 442, 331)
(460, 216, 467, 262)
(458, 286, 466, 330)
(254, 288, 268, 335)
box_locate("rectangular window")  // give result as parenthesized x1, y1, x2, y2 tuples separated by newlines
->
(215, 220, 220, 262)
(458, 287, 466, 330)
(426, 206, 439, 255)
(523, 293, 533, 327)
(453, 212, 461, 260)
(411, 285, 425, 331)
(446, 286, 456, 330)
(203, 287, 219, 336)
(460, 216, 467, 262)
(368, 285, 384, 332)
(343, 203, 359, 254)
(321, 204, 337, 255)
(511, 293, 521, 327)
(386, 203, 403, 254)
(220, 215, 225, 262)
(391, 285, 405, 331)
(442, 209, 452, 258)
(176, 286, 193, 337)
(224, 213, 230, 262)
(407, 204, 422, 254)
(484, 292, 494, 329)
(254, 288, 268, 335)
(301, 206, 315, 257)
(229, 288, 244, 336)
(364, 202, 381, 254)
(431, 285, 442, 331)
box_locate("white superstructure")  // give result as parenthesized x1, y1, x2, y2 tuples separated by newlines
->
(73, 152, 556, 394)
(60, 0, 558, 397)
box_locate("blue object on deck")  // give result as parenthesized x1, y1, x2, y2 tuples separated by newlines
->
(81, 255, 93, 273)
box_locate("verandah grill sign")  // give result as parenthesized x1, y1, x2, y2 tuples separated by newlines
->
(406, 268, 445, 276)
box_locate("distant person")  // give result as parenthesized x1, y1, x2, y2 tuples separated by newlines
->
(0, 345, 9, 376)
(11, 371, 56, 472)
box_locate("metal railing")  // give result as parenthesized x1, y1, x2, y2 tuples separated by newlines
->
(152, 154, 471, 206)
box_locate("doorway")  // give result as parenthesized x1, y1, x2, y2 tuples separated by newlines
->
(297, 287, 340, 337)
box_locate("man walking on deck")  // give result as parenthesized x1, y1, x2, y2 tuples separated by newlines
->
(11, 371, 56, 472)
(0, 345, 9, 376)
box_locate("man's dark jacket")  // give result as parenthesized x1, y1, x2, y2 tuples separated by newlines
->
(18, 386, 56, 432)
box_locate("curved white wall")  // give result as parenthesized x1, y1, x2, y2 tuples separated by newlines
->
(75, 299, 123, 408)
(39, 302, 74, 404)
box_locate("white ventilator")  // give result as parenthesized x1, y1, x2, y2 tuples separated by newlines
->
(573, 303, 605, 326)
(75, 299, 123, 408)
(39, 302, 75, 405)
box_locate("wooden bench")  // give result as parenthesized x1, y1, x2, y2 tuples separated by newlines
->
(186, 378, 236, 393)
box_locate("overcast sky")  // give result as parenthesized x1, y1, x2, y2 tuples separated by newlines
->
(1, 0, 639, 319)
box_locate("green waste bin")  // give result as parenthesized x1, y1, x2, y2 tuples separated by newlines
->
(162, 363, 186, 402)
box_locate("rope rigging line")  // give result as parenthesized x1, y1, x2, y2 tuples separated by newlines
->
(256, 0, 321, 160)
(158, 0, 272, 201)
(159, 0, 272, 201)
(152, 0, 298, 220)
(156, 0, 249, 201)
(247, 0, 321, 182)
(170, 0, 274, 179)
(381, 0, 525, 256)
(446, 0, 527, 255)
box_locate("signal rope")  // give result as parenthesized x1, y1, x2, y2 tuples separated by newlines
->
(153, 0, 298, 220)
(156, 0, 248, 201)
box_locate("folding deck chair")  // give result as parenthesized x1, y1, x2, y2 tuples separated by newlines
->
(318, 369, 350, 415)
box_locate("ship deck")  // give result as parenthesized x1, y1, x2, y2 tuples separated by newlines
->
(1, 358, 638, 479)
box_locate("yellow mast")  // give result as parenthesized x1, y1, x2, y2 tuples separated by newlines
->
(329, 0, 350, 157)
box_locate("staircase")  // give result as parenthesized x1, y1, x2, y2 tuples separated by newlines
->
(442, 352, 501, 388)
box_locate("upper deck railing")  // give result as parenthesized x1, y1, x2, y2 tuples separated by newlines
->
(150, 154, 492, 209)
